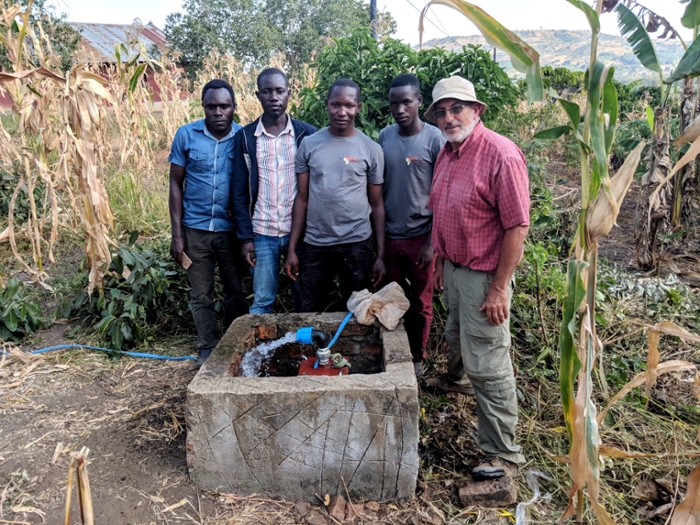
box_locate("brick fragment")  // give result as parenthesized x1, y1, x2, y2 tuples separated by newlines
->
(327, 495, 346, 521)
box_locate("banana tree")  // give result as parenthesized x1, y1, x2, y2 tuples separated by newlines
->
(609, 0, 700, 269)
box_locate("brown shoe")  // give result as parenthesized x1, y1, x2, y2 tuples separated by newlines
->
(472, 456, 518, 480)
(425, 375, 474, 395)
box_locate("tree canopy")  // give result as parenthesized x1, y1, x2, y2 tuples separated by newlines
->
(0, 0, 80, 72)
(164, 0, 393, 80)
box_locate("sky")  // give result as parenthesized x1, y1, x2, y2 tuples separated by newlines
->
(53, 0, 694, 46)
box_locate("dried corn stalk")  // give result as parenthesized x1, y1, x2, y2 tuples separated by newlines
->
(0, 2, 115, 293)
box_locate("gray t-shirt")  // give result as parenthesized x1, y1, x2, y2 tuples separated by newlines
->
(295, 127, 384, 246)
(378, 123, 445, 239)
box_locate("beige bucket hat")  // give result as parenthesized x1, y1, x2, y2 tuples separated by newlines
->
(424, 75, 487, 123)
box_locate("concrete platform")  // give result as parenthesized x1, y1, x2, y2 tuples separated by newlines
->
(185, 312, 419, 501)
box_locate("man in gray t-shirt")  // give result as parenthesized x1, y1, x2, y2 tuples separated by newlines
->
(378, 74, 445, 377)
(285, 79, 386, 312)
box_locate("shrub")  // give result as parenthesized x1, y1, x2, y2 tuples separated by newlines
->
(58, 236, 193, 349)
(294, 28, 519, 138)
(0, 278, 44, 342)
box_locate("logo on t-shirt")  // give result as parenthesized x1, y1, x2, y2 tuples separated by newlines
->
(343, 156, 359, 165)
(406, 156, 423, 165)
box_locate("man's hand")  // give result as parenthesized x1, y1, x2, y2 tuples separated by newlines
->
(371, 258, 386, 288)
(285, 252, 299, 281)
(416, 240, 434, 269)
(170, 235, 185, 263)
(480, 285, 509, 325)
(433, 256, 444, 292)
(242, 242, 256, 267)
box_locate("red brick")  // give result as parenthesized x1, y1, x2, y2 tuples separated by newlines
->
(256, 324, 278, 340)
(363, 344, 382, 355)
(341, 322, 373, 336)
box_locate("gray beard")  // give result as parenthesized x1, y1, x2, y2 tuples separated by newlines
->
(442, 118, 478, 144)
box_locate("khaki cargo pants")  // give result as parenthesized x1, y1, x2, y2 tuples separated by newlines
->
(443, 260, 525, 464)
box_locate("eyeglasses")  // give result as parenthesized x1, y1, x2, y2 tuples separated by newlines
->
(432, 103, 471, 120)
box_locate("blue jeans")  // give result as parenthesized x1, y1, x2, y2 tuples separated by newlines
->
(250, 234, 290, 314)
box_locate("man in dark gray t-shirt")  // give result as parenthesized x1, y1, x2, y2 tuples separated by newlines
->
(378, 74, 445, 377)
(285, 78, 386, 312)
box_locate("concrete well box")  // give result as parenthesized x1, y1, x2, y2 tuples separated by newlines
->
(185, 312, 419, 501)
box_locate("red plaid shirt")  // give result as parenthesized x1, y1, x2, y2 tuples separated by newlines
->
(428, 121, 530, 274)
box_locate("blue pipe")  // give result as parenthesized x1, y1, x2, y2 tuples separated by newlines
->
(1, 343, 196, 361)
(327, 311, 354, 349)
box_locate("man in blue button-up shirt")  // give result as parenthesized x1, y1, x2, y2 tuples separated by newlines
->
(168, 79, 247, 366)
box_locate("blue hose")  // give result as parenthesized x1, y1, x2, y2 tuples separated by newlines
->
(326, 311, 354, 350)
(1, 343, 196, 361)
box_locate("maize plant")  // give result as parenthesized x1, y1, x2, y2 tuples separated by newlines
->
(0, 1, 115, 293)
(608, 0, 700, 269)
(422, 0, 700, 523)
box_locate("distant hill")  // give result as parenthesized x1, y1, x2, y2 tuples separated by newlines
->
(420, 29, 685, 84)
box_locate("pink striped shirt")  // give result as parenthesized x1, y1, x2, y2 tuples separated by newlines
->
(252, 116, 297, 237)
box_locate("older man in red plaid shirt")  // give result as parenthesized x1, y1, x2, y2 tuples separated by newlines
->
(425, 76, 530, 481)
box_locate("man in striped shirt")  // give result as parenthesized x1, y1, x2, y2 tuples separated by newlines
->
(232, 68, 317, 313)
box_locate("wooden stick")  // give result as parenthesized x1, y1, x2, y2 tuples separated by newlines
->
(64, 456, 75, 525)
(76, 456, 94, 525)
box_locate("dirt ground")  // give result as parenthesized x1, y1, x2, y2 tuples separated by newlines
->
(1, 325, 512, 525)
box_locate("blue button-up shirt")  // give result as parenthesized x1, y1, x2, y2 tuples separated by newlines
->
(168, 119, 242, 232)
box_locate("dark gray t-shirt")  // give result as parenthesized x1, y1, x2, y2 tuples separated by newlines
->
(378, 123, 445, 239)
(295, 127, 384, 246)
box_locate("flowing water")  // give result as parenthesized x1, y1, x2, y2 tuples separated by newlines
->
(241, 332, 298, 377)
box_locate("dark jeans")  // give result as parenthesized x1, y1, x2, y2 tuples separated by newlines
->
(184, 226, 247, 351)
(385, 233, 435, 361)
(298, 237, 373, 312)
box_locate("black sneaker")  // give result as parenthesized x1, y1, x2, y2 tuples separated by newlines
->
(196, 348, 213, 368)
(472, 456, 518, 480)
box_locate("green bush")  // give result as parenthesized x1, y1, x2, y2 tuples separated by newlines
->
(0, 278, 44, 342)
(293, 28, 519, 139)
(0, 161, 44, 223)
(58, 236, 193, 349)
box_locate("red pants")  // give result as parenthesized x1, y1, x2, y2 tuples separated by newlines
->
(385, 233, 435, 361)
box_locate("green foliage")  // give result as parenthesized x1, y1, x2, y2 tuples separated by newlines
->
(59, 237, 193, 349)
(0, 278, 44, 342)
(0, 0, 80, 72)
(294, 28, 519, 139)
(541, 66, 585, 95)
(0, 160, 44, 223)
(164, 0, 390, 81)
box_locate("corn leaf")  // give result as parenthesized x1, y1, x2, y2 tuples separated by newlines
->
(602, 67, 618, 155)
(419, 0, 543, 103)
(128, 64, 147, 93)
(672, 465, 700, 525)
(668, 34, 700, 83)
(587, 61, 616, 211)
(646, 322, 700, 394)
(615, 2, 662, 77)
(559, 260, 588, 440)
(598, 360, 698, 425)
(565, 0, 600, 32)
(533, 125, 572, 140)
(682, 0, 700, 30)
